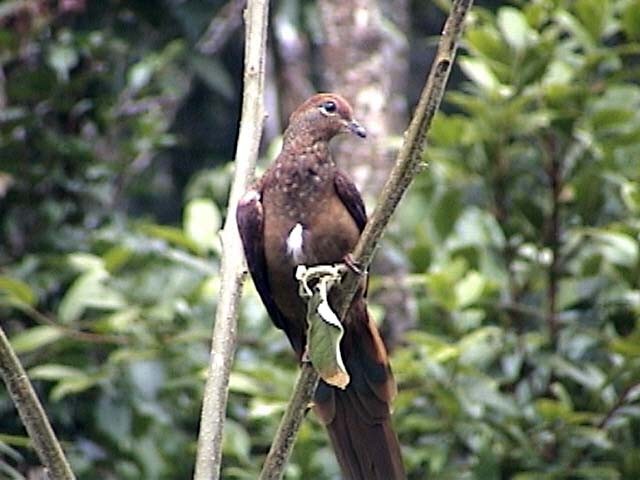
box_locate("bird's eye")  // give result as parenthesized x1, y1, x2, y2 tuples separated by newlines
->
(319, 100, 337, 115)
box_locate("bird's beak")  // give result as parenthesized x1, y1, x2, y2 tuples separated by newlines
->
(345, 119, 367, 138)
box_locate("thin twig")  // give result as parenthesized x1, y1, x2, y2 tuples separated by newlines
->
(19, 305, 128, 345)
(193, 1, 269, 479)
(542, 133, 561, 341)
(0, 326, 76, 480)
(258, 1, 474, 478)
(597, 382, 640, 429)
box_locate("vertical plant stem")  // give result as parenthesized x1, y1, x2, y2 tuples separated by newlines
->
(0, 326, 76, 480)
(258, 1, 474, 478)
(193, 1, 269, 479)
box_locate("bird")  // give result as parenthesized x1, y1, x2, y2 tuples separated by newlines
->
(236, 93, 405, 479)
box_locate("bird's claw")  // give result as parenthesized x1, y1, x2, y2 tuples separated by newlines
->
(301, 346, 311, 364)
(342, 253, 364, 276)
(296, 264, 345, 299)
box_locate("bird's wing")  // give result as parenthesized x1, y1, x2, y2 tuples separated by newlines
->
(236, 188, 291, 336)
(334, 170, 367, 232)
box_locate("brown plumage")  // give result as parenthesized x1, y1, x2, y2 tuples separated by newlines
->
(237, 93, 405, 479)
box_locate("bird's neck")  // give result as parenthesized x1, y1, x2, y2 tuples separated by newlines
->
(264, 129, 336, 222)
(279, 132, 333, 169)
(282, 122, 331, 154)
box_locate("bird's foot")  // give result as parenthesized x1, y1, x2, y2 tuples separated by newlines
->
(295, 264, 345, 299)
(342, 253, 364, 276)
(301, 346, 311, 364)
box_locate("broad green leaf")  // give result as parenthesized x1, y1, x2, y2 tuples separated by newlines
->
(306, 287, 348, 389)
(535, 398, 571, 421)
(467, 26, 509, 63)
(551, 356, 605, 391)
(497, 7, 535, 52)
(29, 364, 86, 380)
(590, 230, 638, 268)
(455, 270, 486, 308)
(67, 253, 104, 272)
(138, 223, 201, 253)
(58, 269, 126, 323)
(620, 181, 640, 213)
(0, 276, 36, 307)
(10, 326, 64, 354)
(183, 198, 221, 254)
(102, 245, 133, 273)
(611, 330, 640, 357)
(405, 331, 459, 363)
(459, 58, 505, 94)
(575, 0, 610, 40)
(228, 372, 263, 396)
(458, 326, 503, 368)
(297, 265, 349, 389)
(622, 0, 640, 40)
(51, 375, 99, 401)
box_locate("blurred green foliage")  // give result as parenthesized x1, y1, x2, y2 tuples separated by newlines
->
(1, 0, 640, 479)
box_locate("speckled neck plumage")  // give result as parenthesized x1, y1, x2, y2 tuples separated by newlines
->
(264, 131, 335, 223)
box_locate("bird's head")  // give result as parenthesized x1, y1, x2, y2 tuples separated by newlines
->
(286, 93, 367, 143)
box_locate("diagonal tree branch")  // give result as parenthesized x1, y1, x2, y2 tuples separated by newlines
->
(258, 1, 474, 478)
(0, 325, 76, 480)
(193, 1, 269, 479)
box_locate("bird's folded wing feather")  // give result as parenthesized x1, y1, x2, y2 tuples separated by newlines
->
(334, 170, 367, 233)
(236, 189, 291, 335)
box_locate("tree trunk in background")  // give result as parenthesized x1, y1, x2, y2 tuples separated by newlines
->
(319, 0, 416, 347)
(271, 2, 315, 126)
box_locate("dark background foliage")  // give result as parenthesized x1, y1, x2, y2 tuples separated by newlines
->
(1, 0, 640, 479)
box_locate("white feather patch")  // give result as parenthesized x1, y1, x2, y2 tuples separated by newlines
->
(286, 223, 305, 263)
(240, 189, 260, 204)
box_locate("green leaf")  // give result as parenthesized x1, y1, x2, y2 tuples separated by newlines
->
(497, 7, 535, 52)
(51, 375, 99, 401)
(535, 398, 571, 421)
(455, 270, 486, 308)
(611, 329, 640, 357)
(29, 364, 86, 381)
(457, 326, 503, 368)
(10, 326, 64, 354)
(0, 276, 36, 307)
(459, 58, 508, 95)
(575, 0, 610, 40)
(228, 372, 264, 396)
(297, 265, 349, 389)
(183, 198, 221, 254)
(67, 253, 104, 272)
(589, 230, 638, 268)
(58, 269, 126, 323)
(622, 0, 640, 40)
(27, 364, 99, 400)
(138, 223, 201, 253)
(466, 26, 509, 63)
(306, 285, 348, 389)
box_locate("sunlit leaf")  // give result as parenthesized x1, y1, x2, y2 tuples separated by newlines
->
(497, 7, 535, 52)
(0, 276, 36, 307)
(9, 326, 64, 354)
(183, 198, 221, 254)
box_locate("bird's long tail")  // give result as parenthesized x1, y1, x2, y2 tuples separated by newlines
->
(313, 299, 405, 480)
